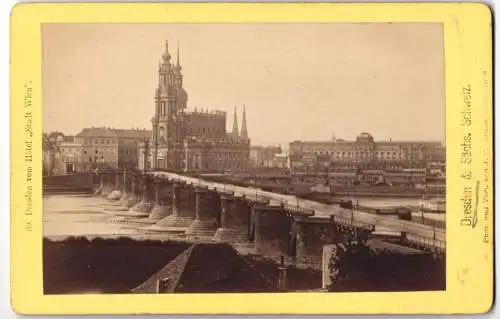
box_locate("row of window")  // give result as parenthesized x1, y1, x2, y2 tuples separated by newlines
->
(186, 127, 224, 136)
(159, 101, 169, 115)
(61, 148, 137, 156)
(304, 152, 431, 161)
(93, 139, 116, 145)
(187, 159, 244, 170)
(159, 74, 175, 87)
(311, 150, 419, 157)
(119, 148, 138, 155)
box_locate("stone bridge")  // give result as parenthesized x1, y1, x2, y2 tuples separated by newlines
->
(93, 170, 445, 269)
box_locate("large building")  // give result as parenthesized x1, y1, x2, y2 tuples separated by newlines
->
(139, 41, 250, 173)
(43, 133, 59, 176)
(75, 127, 151, 171)
(249, 145, 282, 168)
(289, 132, 445, 170)
(42, 128, 151, 175)
(44, 131, 80, 175)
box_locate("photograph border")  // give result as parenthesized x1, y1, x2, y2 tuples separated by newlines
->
(10, 2, 493, 314)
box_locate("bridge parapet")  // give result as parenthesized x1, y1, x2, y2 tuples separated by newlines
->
(329, 215, 375, 233)
(242, 195, 270, 206)
(282, 204, 314, 217)
(406, 234, 446, 254)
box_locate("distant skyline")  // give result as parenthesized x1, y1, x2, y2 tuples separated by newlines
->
(42, 23, 445, 146)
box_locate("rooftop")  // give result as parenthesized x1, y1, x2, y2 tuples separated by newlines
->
(76, 127, 151, 139)
(131, 243, 276, 293)
(366, 239, 428, 255)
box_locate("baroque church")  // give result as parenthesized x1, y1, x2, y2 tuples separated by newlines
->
(139, 41, 250, 173)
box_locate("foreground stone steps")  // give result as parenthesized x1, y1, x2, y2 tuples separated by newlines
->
(213, 227, 251, 243)
(185, 219, 217, 235)
(128, 216, 166, 225)
(154, 215, 195, 228)
(121, 197, 141, 208)
(232, 242, 257, 255)
(148, 205, 172, 220)
(107, 190, 123, 200)
(128, 200, 154, 214)
(108, 216, 144, 224)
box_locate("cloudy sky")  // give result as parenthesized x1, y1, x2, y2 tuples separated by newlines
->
(42, 23, 444, 146)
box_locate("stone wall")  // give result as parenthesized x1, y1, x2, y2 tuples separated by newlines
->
(253, 206, 292, 257)
(293, 221, 343, 269)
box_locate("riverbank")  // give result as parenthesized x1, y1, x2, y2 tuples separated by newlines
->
(43, 173, 96, 195)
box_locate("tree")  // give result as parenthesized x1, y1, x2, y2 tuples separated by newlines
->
(328, 229, 445, 291)
(327, 230, 375, 291)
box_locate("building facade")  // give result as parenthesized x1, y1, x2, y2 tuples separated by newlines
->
(139, 41, 250, 173)
(289, 132, 445, 170)
(44, 132, 78, 175)
(249, 145, 282, 168)
(75, 127, 151, 171)
(114, 129, 152, 169)
(58, 135, 83, 174)
(42, 128, 151, 175)
(43, 133, 58, 176)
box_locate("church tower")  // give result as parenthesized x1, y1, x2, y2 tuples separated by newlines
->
(232, 105, 239, 138)
(174, 42, 187, 111)
(240, 105, 248, 140)
(151, 40, 187, 171)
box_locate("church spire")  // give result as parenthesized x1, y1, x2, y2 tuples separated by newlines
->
(240, 104, 248, 140)
(162, 40, 171, 62)
(175, 40, 182, 72)
(232, 105, 239, 137)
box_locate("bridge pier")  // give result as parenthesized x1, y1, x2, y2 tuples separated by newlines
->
(111, 175, 154, 220)
(116, 170, 130, 203)
(100, 173, 110, 197)
(107, 171, 123, 200)
(135, 178, 172, 224)
(144, 181, 195, 232)
(93, 173, 103, 195)
(290, 218, 343, 269)
(185, 187, 219, 238)
(213, 192, 252, 243)
(106, 173, 142, 212)
(121, 173, 141, 207)
(253, 203, 293, 257)
(106, 172, 115, 196)
(103, 171, 130, 210)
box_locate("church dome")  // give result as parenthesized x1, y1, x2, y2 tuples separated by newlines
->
(176, 87, 188, 101)
(162, 51, 171, 62)
(356, 132, 374, 143)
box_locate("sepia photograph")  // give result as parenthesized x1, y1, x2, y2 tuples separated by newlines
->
(42, 23, 446, 295)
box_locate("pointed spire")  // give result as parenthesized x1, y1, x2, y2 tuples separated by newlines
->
(240, 104, 248, 140)
(175, 40, 182, 72)
(232, 105, 239, 137)
(162, 40, 171, 62)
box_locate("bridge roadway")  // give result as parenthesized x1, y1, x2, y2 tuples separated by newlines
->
(149, 171, 445, 249)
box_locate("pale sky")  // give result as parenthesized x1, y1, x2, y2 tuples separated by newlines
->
(42, 23, 444, 147)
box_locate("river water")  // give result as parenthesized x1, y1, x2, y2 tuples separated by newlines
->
(43, 194, 140, 237)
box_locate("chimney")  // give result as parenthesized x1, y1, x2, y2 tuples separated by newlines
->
(277, 255, 288, 291)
